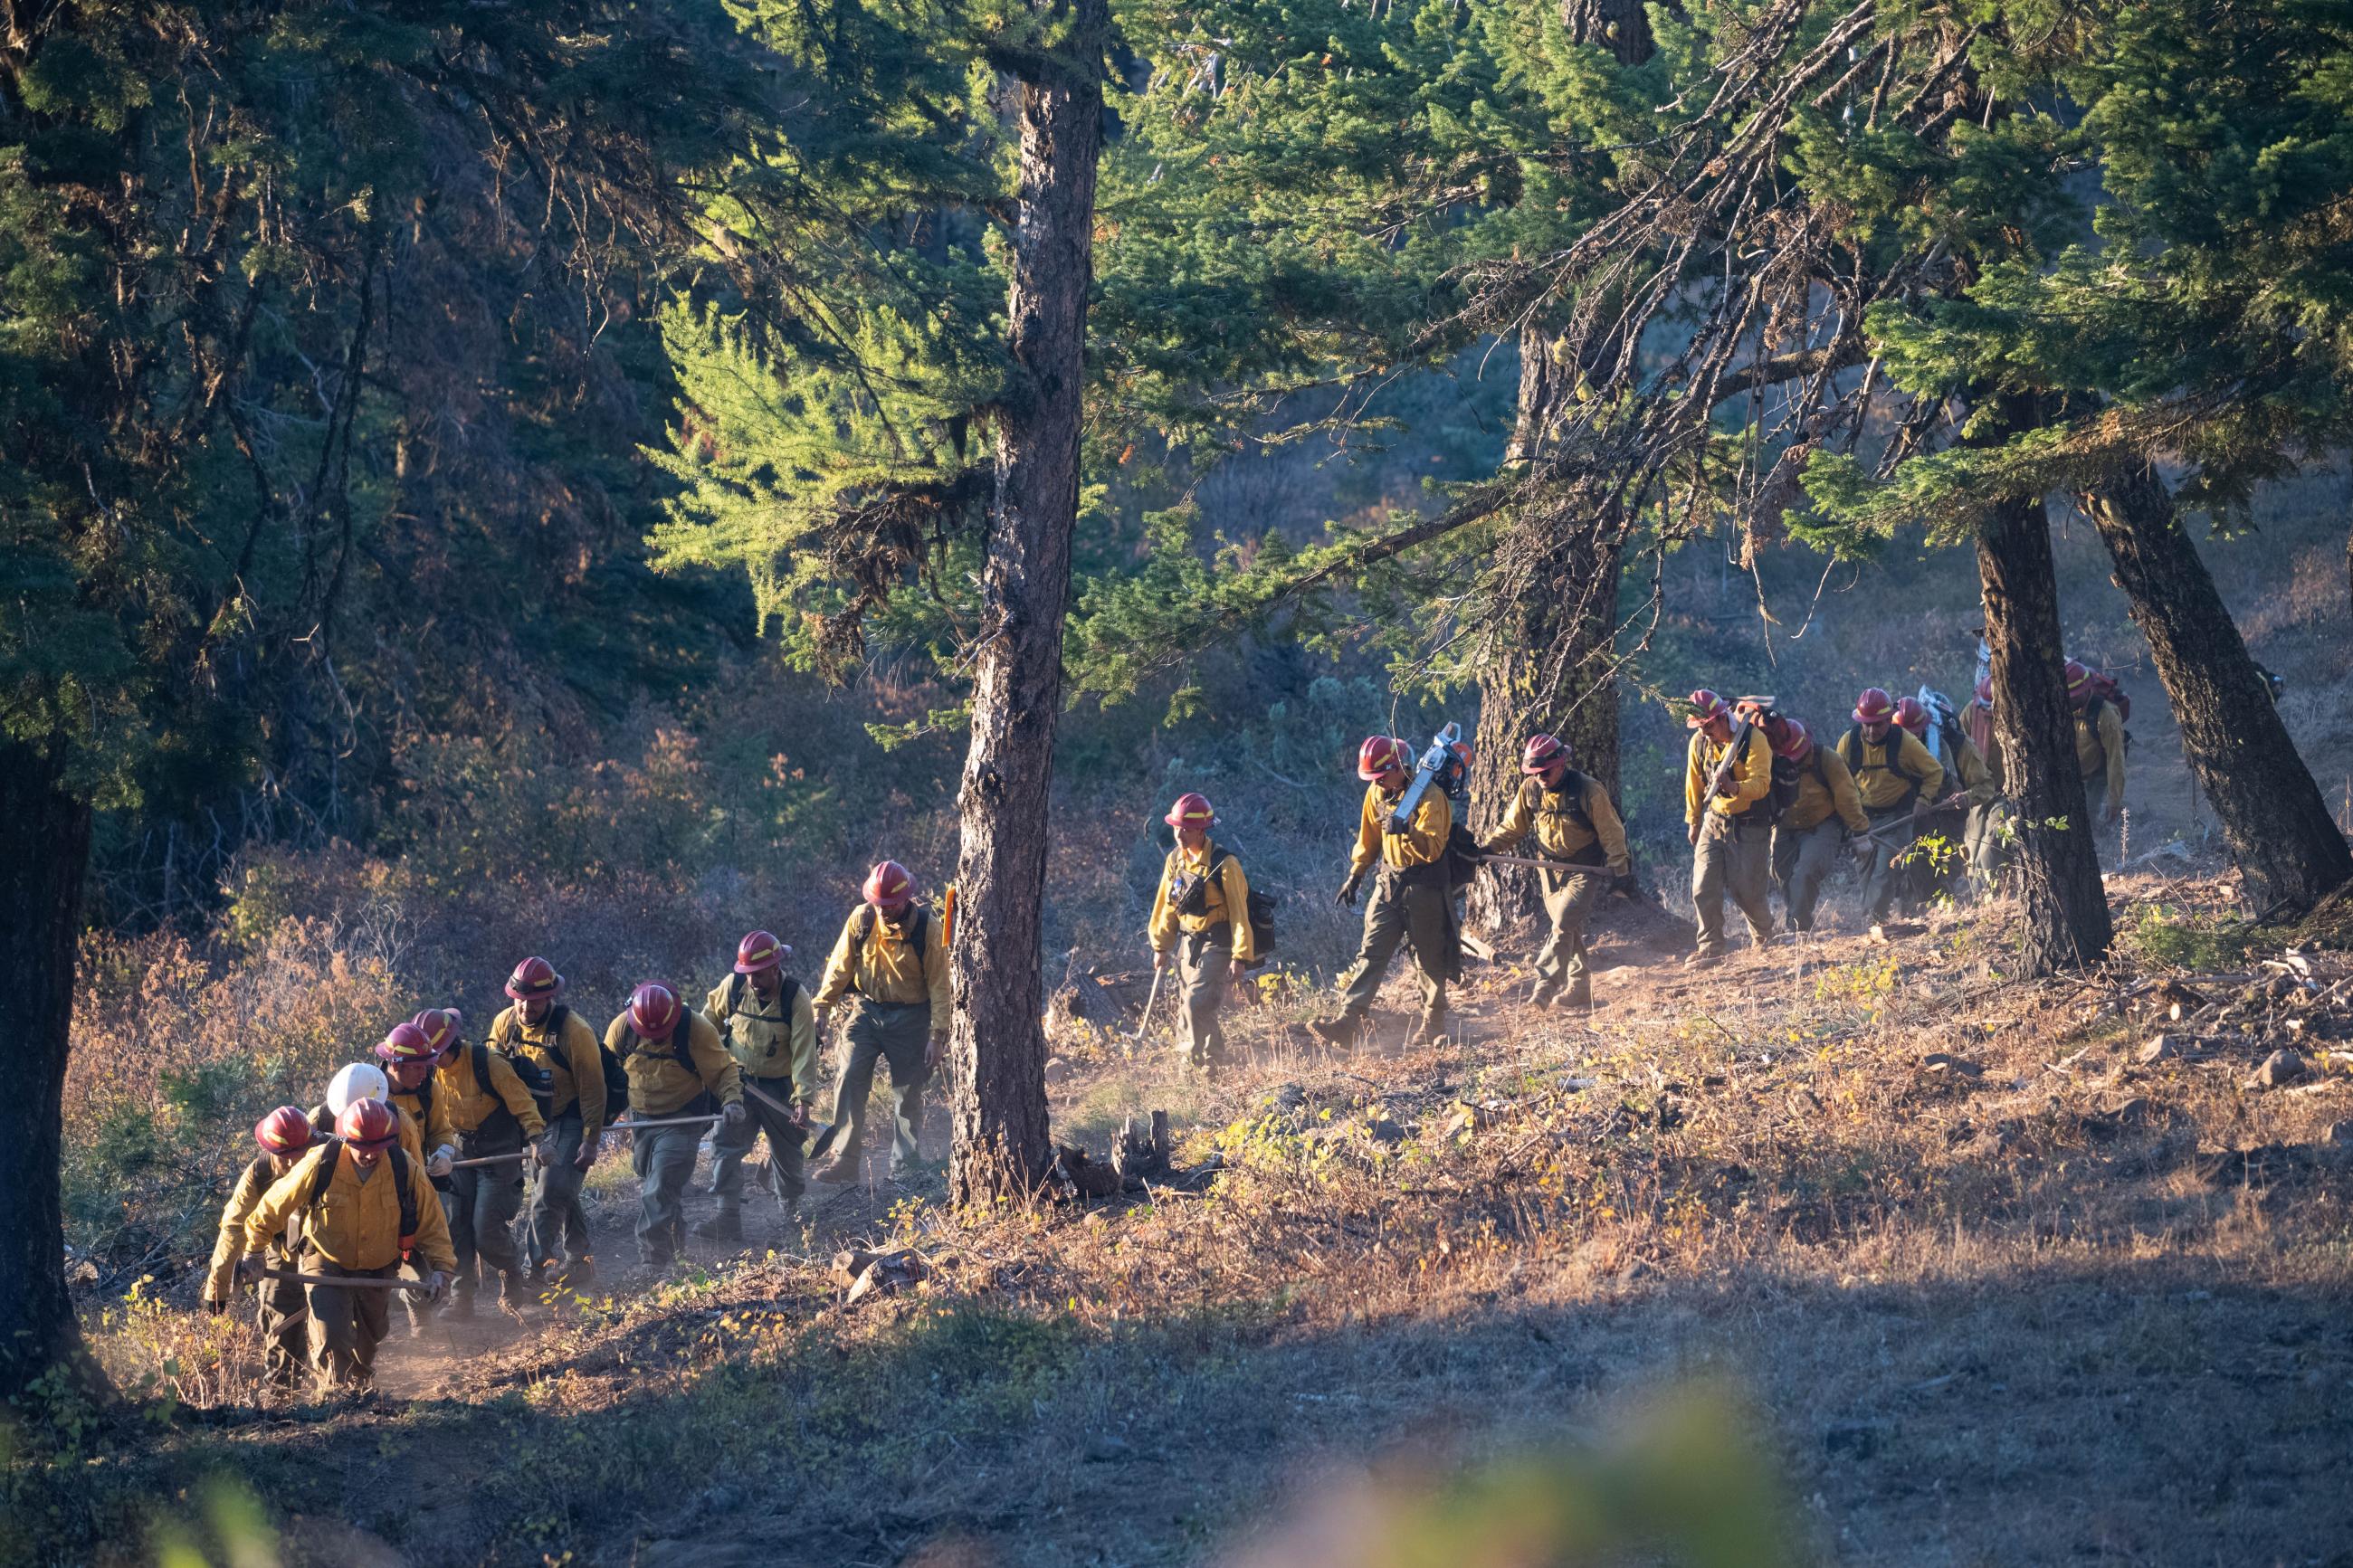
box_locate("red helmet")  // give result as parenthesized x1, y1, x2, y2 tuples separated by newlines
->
(254, 1105, 315, 1156)
(410, 1008, 462, 1060)
(1771, 717, 1815, 764)
(505, 955, 562, 1001)
(1974, 674, 1993, 705)
(338, 1098, 399, 1152)
(862, 860, 913, 910)
(629, 982, 681, 1040)
(734, 929, 788, 975)
(1357, 736, 1408, 780)
(1164, 792, 1216, 829)
(1520, 734, 1569, 774)
(2063, 659, 2092, 704)
(1684, 689, 1730, 729)
(375, 1022, 437, 1064)
(1853, 687, 1895, 724)
(1893, 697, 1929, 736)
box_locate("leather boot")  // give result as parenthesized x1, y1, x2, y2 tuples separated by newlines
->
(1526, 979, 1561, 1008)
(693, 1200, 743, 1242)
(1306, 1013, 1361, 1047)
(813, 1153, 858, 1184)
(1405, 1009, 1449, 1049)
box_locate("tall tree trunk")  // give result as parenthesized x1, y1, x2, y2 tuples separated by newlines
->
(1973, 402, 2111, 974)
(1470, 489, 1625, 932)
(948, 0, 1108, 1209)
(2081, 461, 2351, 914)
(0, 743, 100, 1402)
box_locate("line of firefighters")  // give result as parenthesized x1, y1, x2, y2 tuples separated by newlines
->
(1144, 660, 2130, 1062)
(202, 864, 949, 1396)
(200, 662, 2128, 1394)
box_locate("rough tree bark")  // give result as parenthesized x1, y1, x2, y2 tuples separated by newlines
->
(2081, 461, 2351, 914)
(1468, 0, 1653, 933)
(948, 0, 1109, 1209)
(1974, 402, 2111, 973)
(0, 742, 99, 1402)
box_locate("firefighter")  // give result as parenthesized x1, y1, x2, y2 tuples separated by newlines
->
(1682, 689, 1776, 967)
(490, 955, 607, 1289)
(2066, 660, 2129, 829)
(606, 982, 744, 1269)
(1147, 793, 1257, 1068)
(809, 862, 950, 1183)
(1478, 733, 1629, 1008)
(374, 1022, 461, 1334)
(417, 1006, 544, 1314)
(699, 931, 817, 1242)
(1897, 697, 1997, 904)
(1766, 717, 1868, 935)
(1959, 676, 2014, 890)
(238, 1098, 455, 1395)
(1310, 735, 1456, 1048)
(1834, 687, 1945, 925)
(309, 1062, 428, 1169)
(202, 1107, 319, 1387)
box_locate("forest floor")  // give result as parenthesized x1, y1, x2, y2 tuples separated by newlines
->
(24, 870, 2353, 1568)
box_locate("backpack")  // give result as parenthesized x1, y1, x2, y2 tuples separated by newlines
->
(305, 1141, 422, 1259)
(2078, 664, 2132, 723)
(1527, 770, 1611, 867)
(1838, 725, 1930, 809)
(719, 972, 807, 1069)
(459, 1041, 524, 1142)
(2079, 694, 2135, 760)
(1172, 847, 1279, 966)
(497, 1004, 586, 1114)
(852, 903, 931, 975)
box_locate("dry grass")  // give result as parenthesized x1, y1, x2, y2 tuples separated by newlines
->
(25, 869, 2352, 1568)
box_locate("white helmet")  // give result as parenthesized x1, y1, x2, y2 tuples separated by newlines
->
(326, 1061, 389, 1117)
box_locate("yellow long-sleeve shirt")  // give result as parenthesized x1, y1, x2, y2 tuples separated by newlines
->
(2074, 699, 2127, 814)
(489, 1003, 607, 1139)
(813, 904, 951, 1014)
(604, 1010, 741, 1117)
(1685, 727, 1773, 826)
(1943, 734, 1996, 809)
(1834, 727, 1945, 812)
(1781, 746, 1871, 834)
(244, 1142, 456, 1275)
(388, 1078, 456, 1159)
(1350, 782, 1451, 876)
(705, 974, 819, 1104)
(433, 1045, 547, 1140)
(204, 1155, 302, 1304)
(1148, 840, 1258, 963)
(1482, 772, 1631, 874)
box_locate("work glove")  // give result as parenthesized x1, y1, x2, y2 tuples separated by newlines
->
(235, 1254, 265, 1286)
(1152, 947, 1170, 973)
(790, 1102, 815, 1131)
(204, 1297, 226, 1317)
(1611, 871, 1639, 900)
(722, 1100, 748, 1130)
(428, 1145, 455, 1179)
(1333, 870, 1365, 909)
(532, 1137, 556, 1167)
(575, 1136, 600, 1171)
(1229, 956, 1249, 982)
(417, 1270, 450, 1305)
(925, 1033, 947, 1073)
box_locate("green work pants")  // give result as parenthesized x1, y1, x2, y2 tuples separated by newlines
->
(448, 1121, 525, 1297)
(258, 1266, 307, 1387)
(1175, 927, 1234, 1067)
(1771, 819, 1843, 934)
(631, 1116, 707, 1267)
(711, 1075, 807, 1206)
(299, 1252, 400, 1391)
(1965, 800, 2012, 893)
(1691, 814, 1773, 956)
(522, 1112, 594, 1269)
(1860, 804, 1916, 923)
(814, 1000, 931, 1175)
(1337, 871, 1452, 1022)
(1535, 866, 1608, 1001)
